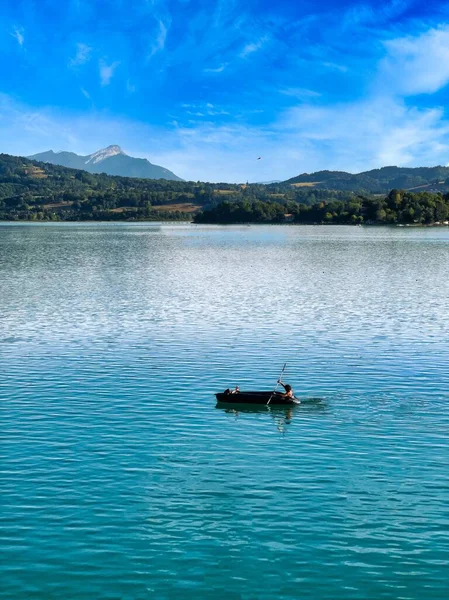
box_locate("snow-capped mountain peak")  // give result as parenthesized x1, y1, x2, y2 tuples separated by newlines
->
(28, 146, 182, 180)
(85, 145, 125, 165)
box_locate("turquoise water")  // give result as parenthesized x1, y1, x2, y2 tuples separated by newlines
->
(1, 223, 449, 599)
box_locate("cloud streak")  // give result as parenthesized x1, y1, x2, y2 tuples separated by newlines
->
(99, 60, 120, 86)
(70, 43, 92, 67)
(148, 19, 169, 59)
(11, 26, 24, 47)
(204, 63, 228, 73)
(239, 36, 269, 58)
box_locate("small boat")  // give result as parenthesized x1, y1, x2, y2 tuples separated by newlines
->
(215, 390, 300, 406)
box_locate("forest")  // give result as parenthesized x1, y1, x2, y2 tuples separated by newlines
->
(193, 190, 449, 225)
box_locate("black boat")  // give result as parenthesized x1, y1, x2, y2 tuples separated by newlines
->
(215, 390, 300, 406)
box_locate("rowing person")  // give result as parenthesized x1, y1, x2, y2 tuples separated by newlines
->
(224, 386, 240, 395)
(277, 381, 294, 399)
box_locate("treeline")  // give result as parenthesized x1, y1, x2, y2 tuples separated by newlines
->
(0, 153, 358, 221)
(193, 190, 449, 225)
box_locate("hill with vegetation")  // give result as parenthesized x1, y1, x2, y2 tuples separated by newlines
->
(285, 166, 449, 193)
(0, 153, 356, 221)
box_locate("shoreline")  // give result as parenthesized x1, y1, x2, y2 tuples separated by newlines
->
(1, 219, 449, 227)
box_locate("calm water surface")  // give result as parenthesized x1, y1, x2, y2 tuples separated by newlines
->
(1, 223, 449, 599)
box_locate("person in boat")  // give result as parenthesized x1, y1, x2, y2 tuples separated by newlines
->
(277, 381, 293, 399)
(224, 386, 240, 395)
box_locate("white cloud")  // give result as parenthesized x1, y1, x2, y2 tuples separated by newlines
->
(239, 36, 269, 58)
(342, 0, 411, 28)
(126, 80, 137, 93)
(181, 102, 230, 117)
(80, 88, 91, 99)
(99, 60, 120, 86)
(204, 63, 227, 73)
(70, 43, 92, 67)
(280, 88, 321, 99)
(11, 26, 24, 47)
(278, 97, 449, 172)
(379, 26, 449, 95)
(0, 93, 79, 151)
(148, 19, 168, 59)
(321, 61, 348, 73)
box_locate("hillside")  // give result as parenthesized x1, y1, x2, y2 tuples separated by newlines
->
(28, 145, 182, 181)
(0, 152, 363, 221)
(0, 153, 200, 221)
(285, 166, 449, 192)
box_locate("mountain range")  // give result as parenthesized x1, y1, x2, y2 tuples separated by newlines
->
(285, 166, 449, 192)
(28, 145, 182, 181)
(18, 145, 449, 191)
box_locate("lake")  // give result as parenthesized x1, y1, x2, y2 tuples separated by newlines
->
(1, 222, 449, 599)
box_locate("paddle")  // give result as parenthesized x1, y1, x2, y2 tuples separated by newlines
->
(267, 363, 287, 405)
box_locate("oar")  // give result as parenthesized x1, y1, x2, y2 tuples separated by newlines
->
(267, 363, 286, 405)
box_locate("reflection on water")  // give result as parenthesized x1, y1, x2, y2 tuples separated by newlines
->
(216, 398, 327, 434)
(217, 405, 297, 434)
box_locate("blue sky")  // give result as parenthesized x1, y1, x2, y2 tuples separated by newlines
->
(2, 0, 449, 181)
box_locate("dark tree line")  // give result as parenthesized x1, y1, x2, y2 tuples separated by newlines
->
(194, 190, 449, 225)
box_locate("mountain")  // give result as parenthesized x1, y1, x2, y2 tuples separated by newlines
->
(284, 166, 449, 192)
(28, 145, 182, 181)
